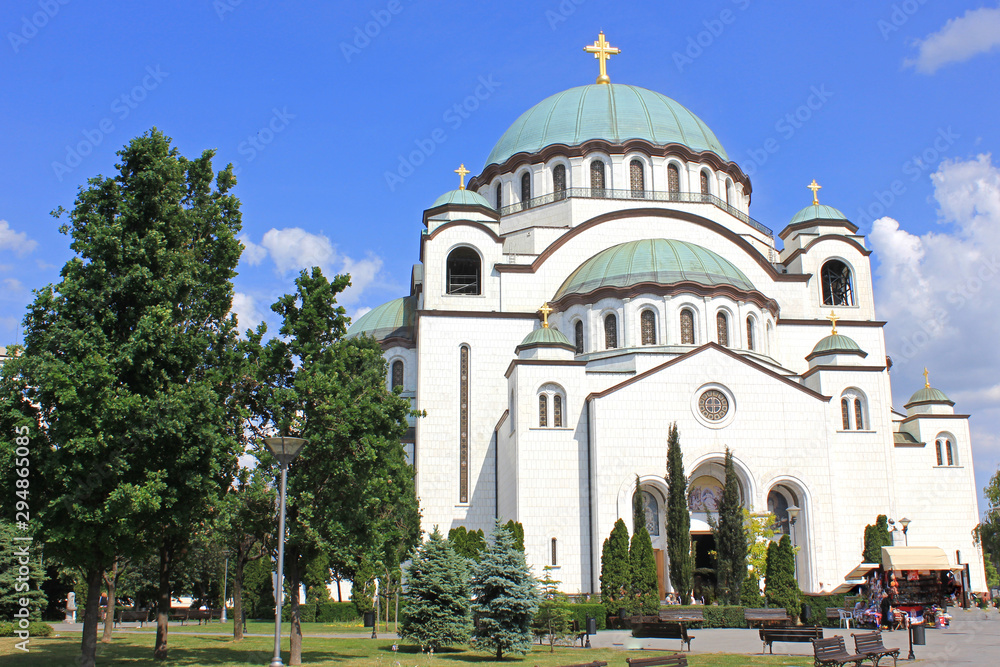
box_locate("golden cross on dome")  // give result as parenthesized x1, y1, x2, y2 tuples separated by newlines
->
(826, 309, 840, 335)
(808, 179, 822, 206)
(584, 31, 620, 84)
(923, 367, 930, 388)
(454, 163, 470, 190)
(539, 303, 553, 328)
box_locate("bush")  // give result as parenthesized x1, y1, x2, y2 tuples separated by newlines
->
(664, 605, 746, 628)
(0, 621, 54, 637)
(801, 594, 852, 627)
(316, 601, 361, 623)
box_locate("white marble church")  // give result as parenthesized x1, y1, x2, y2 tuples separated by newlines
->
(347, 34, 986, 595)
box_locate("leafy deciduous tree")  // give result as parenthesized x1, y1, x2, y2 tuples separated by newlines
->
(533, 566, 572, 652)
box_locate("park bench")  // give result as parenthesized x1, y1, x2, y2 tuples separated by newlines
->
(115, 608, 150, 627)
(759, 625, 823, 653)
(626, 653, 689, 667)
(551, 662, 607, 667)
(744, 607, 792, 627)
(658, 608, 704, 624)
(812, 636, 868, 667)
(852, 630, 900, 667)
(629, 617, 694, 651)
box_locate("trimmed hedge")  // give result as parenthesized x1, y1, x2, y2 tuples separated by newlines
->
(663, 605, 747, 628)
(0, 621, 54, 637)
(802, 593, 851, 627)
(317, 601, 362, 623)
(565, 603, 606, 631)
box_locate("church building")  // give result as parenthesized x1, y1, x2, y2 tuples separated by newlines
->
(347, 34, 986, 595)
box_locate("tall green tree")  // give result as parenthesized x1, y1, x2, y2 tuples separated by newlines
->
(975, 467, 1000, 586)
(741, 510, 775, 607)
(448, 526, 487, 562)
(502, 520, 525, 551)
(711, 448, 746, 604)
(665, 422, 693, 603)
(399, 528, 472, 650)
(600, 518, 631, 618)
(250, 268, 419, 665)
(862, 515, 894, 564)
(533, 566, 572, 652)
(629, 523, 660, 614)
(471, 521, 540, 660)
(241, 555, 275, 619)
(0, 130, 244, 664)
(765, 535, 800, 617)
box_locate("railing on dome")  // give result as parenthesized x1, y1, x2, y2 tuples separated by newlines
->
(498, 187, 774, 239)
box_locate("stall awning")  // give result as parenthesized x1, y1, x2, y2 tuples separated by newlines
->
(881, 546, 954, 571)
(845, 563, 880, 580)
(827, 581, 863, 594)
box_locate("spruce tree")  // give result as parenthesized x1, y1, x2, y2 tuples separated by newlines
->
(600, 519, 631, 618)
(665, 422, 693, 603)
(712, 448, 746, 604)
(629, 525, 660, 614)
(400, 528, 472, 651)
(471, 521, 539, 660)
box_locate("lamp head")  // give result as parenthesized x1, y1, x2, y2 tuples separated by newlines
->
(263, 436, 308, 467)
(899, 517, 911, 531)
(786, 505, 801, 523)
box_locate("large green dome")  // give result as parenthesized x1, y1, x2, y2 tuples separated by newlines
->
(807, 334, 867, 360)
(906, 386, 953, 406)
(486, 84, 728, 167)
(345, 296, 416, 342)
(555, 239, 754, 299)
(789, 203, 849, 225)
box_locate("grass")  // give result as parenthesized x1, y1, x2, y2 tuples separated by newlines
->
(0, 633, 811, 666)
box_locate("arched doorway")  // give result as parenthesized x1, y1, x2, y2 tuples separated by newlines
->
(632, 482, 668, 601)
(766, 481, 811, 590)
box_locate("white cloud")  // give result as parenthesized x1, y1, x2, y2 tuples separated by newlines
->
(3, 278, 24, 293)
(231, 292, 265, 331)
(0, 220, 38, 256)
(904, 6, 1000, 74)
(238, 234, 268, 266)
(260, 227, 336, 274)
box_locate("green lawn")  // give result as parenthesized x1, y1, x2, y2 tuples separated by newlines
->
(0, 634, 809, 666)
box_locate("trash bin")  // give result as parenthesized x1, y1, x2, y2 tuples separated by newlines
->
(801, 604, 812, 623)
(586, 616, 597, 635)
(363, 611, 375, 627)
(911, 623, 926, 646)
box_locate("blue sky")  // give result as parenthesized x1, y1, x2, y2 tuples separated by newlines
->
(2, 1, 999, 518)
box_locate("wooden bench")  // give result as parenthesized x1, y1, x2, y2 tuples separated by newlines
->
(658, 609, 704, 624)
(551, 662, 607, 667)
(629, 617, 694, 651)
(759, 625, 823, 653)
(852, 630, 900, 667)
(626, 654, 688, 667)
(744, 608, 792, 627)
(115, 609, 150, 627)
(812, 636, 868, 667)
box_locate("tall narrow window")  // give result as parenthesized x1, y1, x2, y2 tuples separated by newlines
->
(520, 172, 531, 208)
(946, 440, 954, 466)
(821, 260, 855, 306)
(604, 313, 618, 349)
(630, 159, 644, 197)
(842, 398, 851, 430)
(447, 247, 481, 295)
(574, 320, 584, 354)
(391, 360, 404, 390)
(854, 399, 864, 430)
(553, 394, 563, 428)
(667, 163, 680, 194)
(538, 394, 548, 427)
(551, 538, 558, 566)
(641, 310, 656, 345)
(935, 440, 944, 466)
(746, 317, 755, 351)
(553, 164, 566, 200)
(495, 182, 502, 210)
(766, 322, 774, 355)
(590, 160, 606, 196)
(726, 179, 733, 206)
(716, 312, 729, 347)
(681, 309, 694, 345)
(700, 170, 710, 198)
(459, 346, 470, 503)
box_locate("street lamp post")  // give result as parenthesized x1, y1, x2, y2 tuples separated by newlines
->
(262, 436, 308, 667)
(786, 505, 801, 581)
(899, 517, 911, 547)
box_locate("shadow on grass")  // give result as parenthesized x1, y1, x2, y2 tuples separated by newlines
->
(384, 643, 533, 663)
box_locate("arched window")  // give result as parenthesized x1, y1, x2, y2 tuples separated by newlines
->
(634, 489, 660, 536)
(551, 538, 558, 566)
(590, 160, 606, 196)
(391, 360, 403, 390)
(936, 436, 956, 466)
(766, 321, 774, 355)
(604, 313, 618, 349)
(509, 389, 516, 431)
(841, 398, 851, 430)
(553, 164, 566, 200)
(947, 440, 955, 465)
(553, 394, 563, 428)
(630, 159, 644, 198)
(681, 309, 695, 345)
(716, 312, 729, 347)
(459, 345, 470, 503)
(495, 182, 502, 210)
(641, 310, 657, 345)
(840, 389, 867, 430)
(538, 394, 548, 427)
(746, 317, 756, 351)
(767, 487, 799, 535)
(446, 247, 481, 295)
(538, 384, 566, 429)
(574, 320, 584, 354)
(520, 172, 531, 207)
(821, 260, 855, 306)
(667, 163, 680, 195)
(854, 398, 864, 430)
(726, 178, 733, 206)
(700, 170, 710, 198)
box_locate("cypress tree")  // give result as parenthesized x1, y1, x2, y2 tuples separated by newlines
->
(471, 521, 539, 660)
(448, 526, 486, 562)
(502, 520, 525, 551)
(665, 422, 693, 603)
(713, 447, 746, 604)
(600, 519, 631, 618)
(400, 528, 472, 651)
(764, 535, 800, 617)
(862, 515, 893, 564)
(629, 525, 660, 614)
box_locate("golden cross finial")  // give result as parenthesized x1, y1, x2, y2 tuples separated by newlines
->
(454, 163, 470, 190)
(539, 303, 553, 328)
(583, 31, 620, 84)
(808, 179, 822, 206)
(923, 367, 930, 388)
(826, 309, 840, 335)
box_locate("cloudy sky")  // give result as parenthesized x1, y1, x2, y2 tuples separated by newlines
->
(2, 1, 998, 515)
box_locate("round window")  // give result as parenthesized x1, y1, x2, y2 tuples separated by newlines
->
(698, 389, 729, 421)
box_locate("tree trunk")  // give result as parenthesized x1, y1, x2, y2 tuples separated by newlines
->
(101, 559, 118, 643)
(288, 556, 302, 666)
(154, 543, 173, 660)
(335, 575, 342, 602)
(78, 566, 104, 667)
(233, 552, 245, 640)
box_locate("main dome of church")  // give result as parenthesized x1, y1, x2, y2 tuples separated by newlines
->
(485, 84, 729, 167)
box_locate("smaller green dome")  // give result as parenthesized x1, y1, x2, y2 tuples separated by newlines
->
(790, 204, 849, 225)
(345, 296, 416, 342)
(906, 386, 953, 406)
(431, 189, 493, 210)
(807, 333, 867, 359)
(516, 327, 575, 353)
